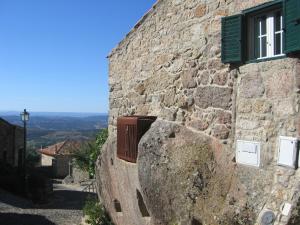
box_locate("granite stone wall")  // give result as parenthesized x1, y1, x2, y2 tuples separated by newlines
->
(235, 58, 300, 225)
(0, 119, 24, 167)
(97, 0, 300, 224)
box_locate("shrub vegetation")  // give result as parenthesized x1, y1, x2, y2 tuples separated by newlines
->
(83, 197, 114, 225)
(73, 128, 108, 177)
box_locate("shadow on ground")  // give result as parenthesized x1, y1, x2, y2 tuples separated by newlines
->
(38, 190, 97, 210)
(0, 187, 97, 210)
(0, 189, 34, 209)
(0, 213, 56, 225)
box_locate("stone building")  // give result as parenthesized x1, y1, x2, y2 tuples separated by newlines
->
(96, 0, 300, 225)
(0, 118, 24, 167)
(39, 140, 82, 178)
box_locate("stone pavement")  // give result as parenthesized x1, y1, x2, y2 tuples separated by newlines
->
(0, 181, 96, 225)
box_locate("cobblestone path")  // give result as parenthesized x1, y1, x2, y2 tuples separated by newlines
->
(0, 182, 94, 225)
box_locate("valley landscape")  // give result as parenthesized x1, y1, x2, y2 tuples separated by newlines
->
(0, 111, 108, 149)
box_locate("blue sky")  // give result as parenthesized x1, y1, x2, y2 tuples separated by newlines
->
(0, 0, 156, 113)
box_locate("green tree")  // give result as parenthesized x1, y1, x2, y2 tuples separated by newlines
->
(73, 143, 91, 172)
(73, 128, 108, 177)
(95, 128, 108, 149)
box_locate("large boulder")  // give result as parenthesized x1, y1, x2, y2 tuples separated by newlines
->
(138, 119, 245, 225)
(96, 119, 255, 225)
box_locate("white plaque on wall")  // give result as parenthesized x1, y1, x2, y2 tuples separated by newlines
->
(278, 136, 298, 168)
(236, 140, 260, 167)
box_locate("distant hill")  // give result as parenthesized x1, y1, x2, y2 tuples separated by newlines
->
(0, 111, 107, 117)
(1, 115, 107, 131)
(0, 113, 108, 149)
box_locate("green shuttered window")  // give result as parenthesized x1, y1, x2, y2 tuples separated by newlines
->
(221, 0, 300, 64)
(284, 0, 300, 53)
(221, 15, 243, 64)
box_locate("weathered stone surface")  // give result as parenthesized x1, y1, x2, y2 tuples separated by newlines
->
(138, 120, 235, 225)
(143, 71, 176, 94)
(212, 70, 228, 86)
(272, 99, 295, 116)
(265, 71, 293, 98)
(134, 83, 145, 95)
(177, 94, 188, 109)
(187, 118, 209, 131)
(253, 99, 271, 114)
(181, 70, 197, 89)
(207, 58, 223, 70)
(110, 83, 122, 92)
(239, 73, 265, 98)
(212, 124, 230, 139)
(162, 87, 176, 107)
(237, 119, 260, 130)
(96, 135, 150, 225)
(237, 99, 252, 113)
(176, 108, 186, 123)
(197, 70, 210, 85)
(194, 4, 206, 17)
(160, 107, 177, 121)
(136, 104, 150, 115)
(195, 86, 232, 109)
(296, 118, 300, 137)
(295, 62, 300, 90)
(126, 92, 146, 105)
(72, 167, 89, 184)
(216, 111, 232, 125)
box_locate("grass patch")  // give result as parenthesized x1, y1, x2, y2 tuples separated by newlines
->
(83, 197, 114, 225)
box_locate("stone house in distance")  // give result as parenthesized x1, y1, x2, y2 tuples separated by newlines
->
(96, 0, 300, 225)
(0, 118, 24, 168)
(39, 140, 81, 178)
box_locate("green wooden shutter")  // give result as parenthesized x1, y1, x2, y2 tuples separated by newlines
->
(284, 0, 300, 53)
(221, 14, 243, 63)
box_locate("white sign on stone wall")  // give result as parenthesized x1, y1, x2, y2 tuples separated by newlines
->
(236, 140, 260, 167)
(277, 136, 298, 168)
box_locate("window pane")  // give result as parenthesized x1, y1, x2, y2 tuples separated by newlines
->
(275, 33, 282, 55)
(275, 12, 282, 32)
(261, 36, 267, 57)
(256, 36, 260, 58)
(260, 16, 267, 35)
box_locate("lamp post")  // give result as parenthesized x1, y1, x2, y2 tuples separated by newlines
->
(20, 109, 29, 188)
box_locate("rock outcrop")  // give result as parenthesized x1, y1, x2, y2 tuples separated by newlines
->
(138, 120, 237, 225)
(97, 120, 255, 225)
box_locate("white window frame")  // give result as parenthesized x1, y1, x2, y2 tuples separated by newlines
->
(256, 10, 284, 60)
(274, 11, 284, 56)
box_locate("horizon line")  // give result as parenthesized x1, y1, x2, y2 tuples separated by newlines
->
(0, 110, 108, 114)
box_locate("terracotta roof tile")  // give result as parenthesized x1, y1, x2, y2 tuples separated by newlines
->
(39, 140, 82, 157)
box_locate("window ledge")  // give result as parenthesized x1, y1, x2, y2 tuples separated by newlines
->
(245, 55, 286, 64)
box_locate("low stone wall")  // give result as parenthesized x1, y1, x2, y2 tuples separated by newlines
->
(73, 167, 89, 184)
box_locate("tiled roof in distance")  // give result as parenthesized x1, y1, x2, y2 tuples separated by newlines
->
(39, 140, 82, 157)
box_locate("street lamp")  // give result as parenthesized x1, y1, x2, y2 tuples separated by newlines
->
(20, 109, 29, 185)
